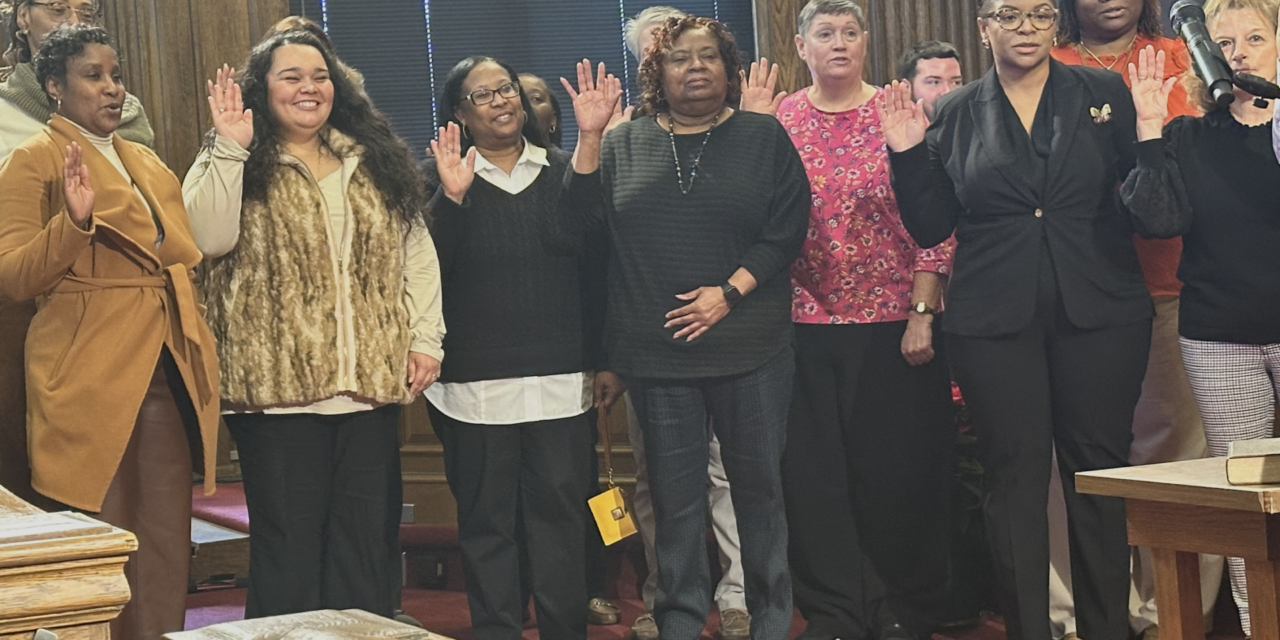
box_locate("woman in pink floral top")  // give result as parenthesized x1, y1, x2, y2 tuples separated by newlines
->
(773, 2, 957, 640)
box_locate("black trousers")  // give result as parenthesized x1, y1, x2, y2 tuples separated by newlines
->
(429, 404, 593, 640)
(949, 299, 1149, 640)
(783, 321, 954, 640)
(225, 404, 403, 619)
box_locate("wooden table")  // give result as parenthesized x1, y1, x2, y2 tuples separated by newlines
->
(1077, 457, 1280, 640)
(0, 484, 137, 640)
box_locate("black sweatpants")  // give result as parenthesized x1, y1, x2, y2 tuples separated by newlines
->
(225, 404, 403, 619)
(783, 320, 954, 640)
(429, 404, 593, 640)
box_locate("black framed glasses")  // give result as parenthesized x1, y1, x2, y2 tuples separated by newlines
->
(465, 81, 521, 106)
(984, 7, 1058, 31)
(30, 1, 101, 25)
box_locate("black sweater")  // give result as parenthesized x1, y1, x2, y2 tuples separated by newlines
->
(427, 147, 604, 383)
(561, 111, 811, 379)
(1122, 110, 1280, 344)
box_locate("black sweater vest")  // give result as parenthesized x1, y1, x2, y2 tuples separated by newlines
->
(428, 148, 589, 383)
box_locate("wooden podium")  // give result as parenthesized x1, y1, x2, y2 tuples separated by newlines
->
(1078, 458, 1280, 640)
(0, 484, 136, 640)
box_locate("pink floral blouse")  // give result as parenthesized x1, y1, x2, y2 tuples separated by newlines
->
(778, 88, 955, 325)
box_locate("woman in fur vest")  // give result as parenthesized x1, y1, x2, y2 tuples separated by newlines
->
(182, 31, 445, 618)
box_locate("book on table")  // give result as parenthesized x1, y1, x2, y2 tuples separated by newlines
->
(1227, 438, 1280, 485)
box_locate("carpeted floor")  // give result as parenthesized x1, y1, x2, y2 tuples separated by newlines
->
(186, 587, 1004, 640)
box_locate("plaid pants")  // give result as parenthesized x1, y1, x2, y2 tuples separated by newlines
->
(1180, 338, 1280, 637)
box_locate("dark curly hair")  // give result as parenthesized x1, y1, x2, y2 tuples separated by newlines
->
(1057, 0, 1163, 43)
(638, 16, 745, 116)
(34, 23, 111, 99)
(236, 31, 427, 225)
(437, 56, 546, 153)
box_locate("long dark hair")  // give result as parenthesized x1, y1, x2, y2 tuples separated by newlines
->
(637, 16, 745, 116)
(437, 56, 546, 152)
(237, 31, 426, 225)
(1057, 0, 1163, 44)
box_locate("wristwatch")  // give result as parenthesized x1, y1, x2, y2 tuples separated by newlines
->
(721, 283, 743, 308)
(910, 301, 937, 315)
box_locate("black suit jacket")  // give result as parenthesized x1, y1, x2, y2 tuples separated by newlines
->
(890, 60, 1152, 338)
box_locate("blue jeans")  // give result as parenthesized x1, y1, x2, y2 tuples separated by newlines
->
(624, 347, 795, 640)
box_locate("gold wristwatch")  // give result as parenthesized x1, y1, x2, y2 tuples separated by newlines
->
(910, 301, 937, 315)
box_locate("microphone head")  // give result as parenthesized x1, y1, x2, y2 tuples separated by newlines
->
(1170, 0, 1206, 30)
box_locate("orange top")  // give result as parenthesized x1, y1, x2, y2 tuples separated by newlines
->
(1053, 35, 1198, 297)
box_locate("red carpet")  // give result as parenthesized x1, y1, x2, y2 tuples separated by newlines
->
(187, 587, 982, 639)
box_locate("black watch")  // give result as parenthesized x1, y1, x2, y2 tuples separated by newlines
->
(721, 283, 743, 308)
(910, 301, 937, 315)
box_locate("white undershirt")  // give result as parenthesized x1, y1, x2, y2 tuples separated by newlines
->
(424, 140, 593, 426)
(68, 120, 161, 247)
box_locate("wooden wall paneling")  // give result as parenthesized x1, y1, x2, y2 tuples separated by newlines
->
(247, 0, 291, 45)
(105, 0, 200, 173)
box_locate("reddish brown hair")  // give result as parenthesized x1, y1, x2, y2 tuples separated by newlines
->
(637, 16, 745, 116)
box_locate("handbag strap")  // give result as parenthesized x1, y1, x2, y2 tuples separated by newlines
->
(597, 404, 616, 488)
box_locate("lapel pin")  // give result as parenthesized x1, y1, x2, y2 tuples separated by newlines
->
(1090, 104, 1112, 124)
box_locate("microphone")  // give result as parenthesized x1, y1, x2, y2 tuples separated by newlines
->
(1171, 0, 1235, 107)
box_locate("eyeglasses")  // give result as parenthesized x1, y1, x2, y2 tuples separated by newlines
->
(30, 1, 101, 25)
(983, 7, 1058, 31)
(464, 81, 521, 106)
(810, 27, 863, 45)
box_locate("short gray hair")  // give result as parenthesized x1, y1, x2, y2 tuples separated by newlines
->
(797, 0, 867, 36)
(625, 5, 689, 59)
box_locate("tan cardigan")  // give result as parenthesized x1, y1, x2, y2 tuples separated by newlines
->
(0, 115, 219, 511)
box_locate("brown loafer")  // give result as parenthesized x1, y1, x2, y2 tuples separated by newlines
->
(588, 597, 621, 625)
(631, 612, 660, 640)
(719, 608, 751, 640)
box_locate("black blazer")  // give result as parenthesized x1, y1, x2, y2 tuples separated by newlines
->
(890, 60, 1152, 338)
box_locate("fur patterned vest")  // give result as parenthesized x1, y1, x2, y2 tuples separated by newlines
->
(203, 128, 411, 407)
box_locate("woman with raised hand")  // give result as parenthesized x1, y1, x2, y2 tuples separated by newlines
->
(0, 24, 218, 640)
(0, 0, 153, 507)
(423, 55, 622, 640)
(1123, 1, 1280, 633)
(777, 2, 956, 639)
(183, 30, 444, 619)
(556, 16, 811, 639)
(880, 1, 1170, 639)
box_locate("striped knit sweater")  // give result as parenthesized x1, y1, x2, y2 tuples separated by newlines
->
(564, 111, 810, 379)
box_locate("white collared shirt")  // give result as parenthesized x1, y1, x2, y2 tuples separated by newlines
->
(424, 140, 594, 426)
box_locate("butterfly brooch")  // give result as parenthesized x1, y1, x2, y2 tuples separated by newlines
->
(1090, 104, 1112, 124)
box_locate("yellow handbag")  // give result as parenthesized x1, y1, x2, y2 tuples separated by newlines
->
(588, 404, 638, 545)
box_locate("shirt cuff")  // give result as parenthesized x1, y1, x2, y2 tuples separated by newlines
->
(410, 341, 444, 363)
(1134, 138, 1165, 169)
(212, 134, 251, 161)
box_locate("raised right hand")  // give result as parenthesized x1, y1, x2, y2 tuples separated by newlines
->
(876, 80, 928, 152)
(207, 64, 254, 150)
(429, 122, 476, 205)
(63, 142, 94, 228)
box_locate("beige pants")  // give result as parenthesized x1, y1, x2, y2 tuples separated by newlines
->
(1047, 296, 1223, 637)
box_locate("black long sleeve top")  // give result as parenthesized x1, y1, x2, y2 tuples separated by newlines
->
(1122, 110, 1280, 345)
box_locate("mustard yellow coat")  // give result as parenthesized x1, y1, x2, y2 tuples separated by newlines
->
(0, 115, 219, 511)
